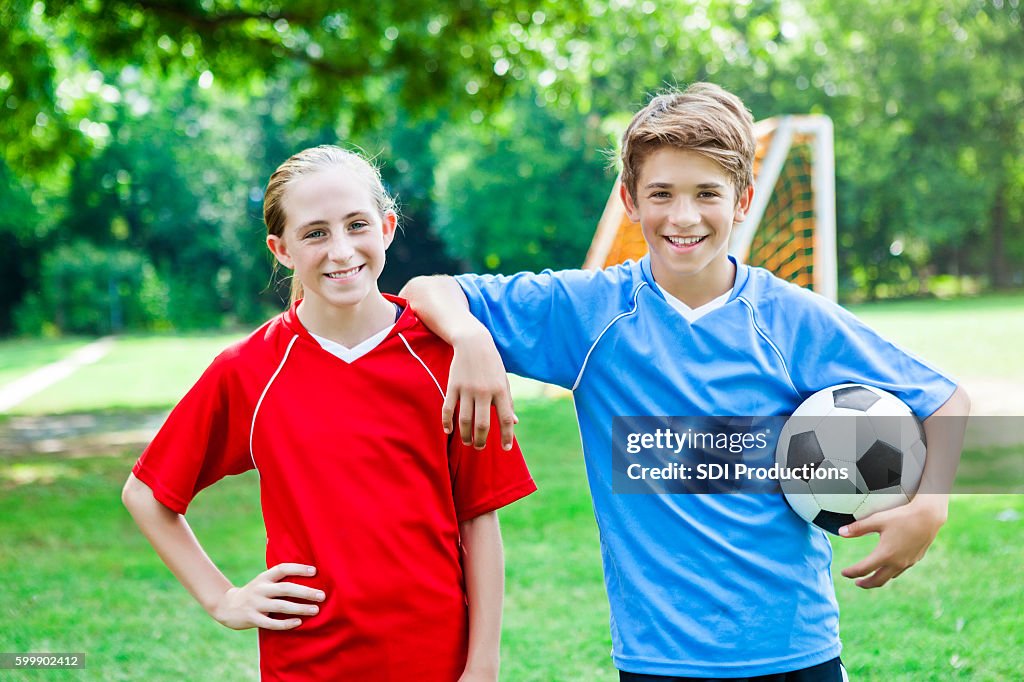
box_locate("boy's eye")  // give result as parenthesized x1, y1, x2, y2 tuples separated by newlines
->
(650, 191, 670, 199)
(698, 191, 720, 199)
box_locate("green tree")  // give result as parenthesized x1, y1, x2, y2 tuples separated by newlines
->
(432, 92, 614, 273)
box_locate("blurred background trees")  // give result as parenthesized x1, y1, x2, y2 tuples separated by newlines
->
(0, 0, 1021, 335)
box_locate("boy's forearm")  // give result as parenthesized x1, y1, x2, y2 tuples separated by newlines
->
(403, 275, 516, 448)
(400, 275, 487, 346)
(122, 473, 233, 615)
(915, 385, 971, 513)
(459, 512, 504, 680)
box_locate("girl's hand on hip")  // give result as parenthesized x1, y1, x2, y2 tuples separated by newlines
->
(211, 563, 325, 630)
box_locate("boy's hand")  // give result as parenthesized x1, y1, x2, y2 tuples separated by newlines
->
(211, 563, 325, 630)
(444, 327, 518, 451)
(838, 495, 948, 589)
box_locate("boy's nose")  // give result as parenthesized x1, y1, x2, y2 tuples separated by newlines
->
(669, 198, 701, 227)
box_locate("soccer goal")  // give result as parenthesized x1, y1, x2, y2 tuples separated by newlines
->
(584, 115, 838, 301)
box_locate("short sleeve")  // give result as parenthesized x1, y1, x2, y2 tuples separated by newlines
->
(785, 294, 958, 419)
(455, 268, 626, 388)
(448, 407, 537, 523)
(132, 353, 255, 514)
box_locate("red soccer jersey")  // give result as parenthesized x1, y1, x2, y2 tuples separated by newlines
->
(133, 296, 536, 681)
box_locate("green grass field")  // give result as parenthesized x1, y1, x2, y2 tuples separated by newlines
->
(6, 333, 246, 416)
(0, 399, 1021, 681)
(849, 292, 1024, 381)
(0, 337, 91, 388)
(0, 293, 1022, 680)
(2, 292, 1021, 417)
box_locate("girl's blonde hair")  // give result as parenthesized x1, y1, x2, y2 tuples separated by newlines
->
(263, 145, 397, 303)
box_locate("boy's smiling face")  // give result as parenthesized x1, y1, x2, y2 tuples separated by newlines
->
(621, 146, 753, 306)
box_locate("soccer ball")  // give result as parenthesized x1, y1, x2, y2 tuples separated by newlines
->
(775, 383, 927, 535)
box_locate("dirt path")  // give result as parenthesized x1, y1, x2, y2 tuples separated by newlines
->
(0, 337, 117, 413)
(0, 410, 168, 458)
(0, 376, 1018, 459)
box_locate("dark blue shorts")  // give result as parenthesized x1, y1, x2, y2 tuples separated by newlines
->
(619, 657, 848, 682)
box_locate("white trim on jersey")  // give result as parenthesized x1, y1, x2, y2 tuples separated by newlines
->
(736, 296, 801, 398)
(572, 281, 648, 391)
(397, 333, 446, 400)
(249, 334, 299, 470)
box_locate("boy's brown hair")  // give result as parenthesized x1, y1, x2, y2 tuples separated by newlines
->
(620, 82, 756, 202)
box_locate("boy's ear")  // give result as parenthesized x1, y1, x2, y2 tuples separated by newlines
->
(619, 181, 641, 222)
(266, 234, 293, 269)
(733, 184, 755, 223)
(381, 210, 398, 250)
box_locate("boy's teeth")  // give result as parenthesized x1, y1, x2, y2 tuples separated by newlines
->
(668, 236, 705, 246)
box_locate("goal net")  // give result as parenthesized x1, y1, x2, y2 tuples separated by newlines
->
(584, 115, 837, 300)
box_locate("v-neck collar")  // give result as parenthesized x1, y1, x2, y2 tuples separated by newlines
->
(282, 294, 418, 361)
(660, 286, 733, 323)
(640, 254, 748, 306)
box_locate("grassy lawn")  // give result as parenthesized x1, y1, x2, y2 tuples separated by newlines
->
(3, 292, 1020, 416)
(849, 292, 1024, 380)
(0, 337, 91, 387)
(0, 293, 1021, 680)
(7, 333, 246, 416)
(1, 399, 1022, 681)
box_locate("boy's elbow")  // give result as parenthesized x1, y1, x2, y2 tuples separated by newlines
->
(399, 275, 435, 301)
(399, 274, 459, 302)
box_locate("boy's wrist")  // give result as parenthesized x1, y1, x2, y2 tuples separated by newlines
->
(909, 493, 949, 524)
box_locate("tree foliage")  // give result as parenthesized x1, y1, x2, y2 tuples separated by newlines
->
(0, 0, 1021, 332)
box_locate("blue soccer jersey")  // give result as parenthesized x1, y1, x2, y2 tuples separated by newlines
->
(456, 255, 956, 677)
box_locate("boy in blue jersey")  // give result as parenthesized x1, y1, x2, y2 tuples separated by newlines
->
(402, 82, 970, 681)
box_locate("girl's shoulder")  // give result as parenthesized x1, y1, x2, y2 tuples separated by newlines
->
(206, 313, 298, 378)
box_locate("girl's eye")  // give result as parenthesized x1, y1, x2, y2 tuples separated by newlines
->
(349, 221, 369, 231)
(304, 229, 327, 239)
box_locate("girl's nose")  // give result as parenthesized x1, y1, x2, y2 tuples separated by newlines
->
(328, 234, 355, 262)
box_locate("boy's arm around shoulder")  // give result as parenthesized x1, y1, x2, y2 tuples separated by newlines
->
(401, 275, 517, 451)
(404, 266, 634, 449)
(838, 385, 971, 589)
(121, 473, 324, 630)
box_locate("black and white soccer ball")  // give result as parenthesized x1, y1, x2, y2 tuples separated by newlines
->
(775, 383, 927, 535)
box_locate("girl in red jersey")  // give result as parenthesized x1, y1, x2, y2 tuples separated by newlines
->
(122, 145, 536, 681)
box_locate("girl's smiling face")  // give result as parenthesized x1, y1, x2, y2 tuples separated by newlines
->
(266, 166, 397, 316)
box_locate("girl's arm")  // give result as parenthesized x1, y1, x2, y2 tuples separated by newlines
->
(122, 473, 324, 629)
(458, 511, 505, 682)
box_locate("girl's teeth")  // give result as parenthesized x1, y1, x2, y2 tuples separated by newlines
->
(327, 267, 360, 279)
